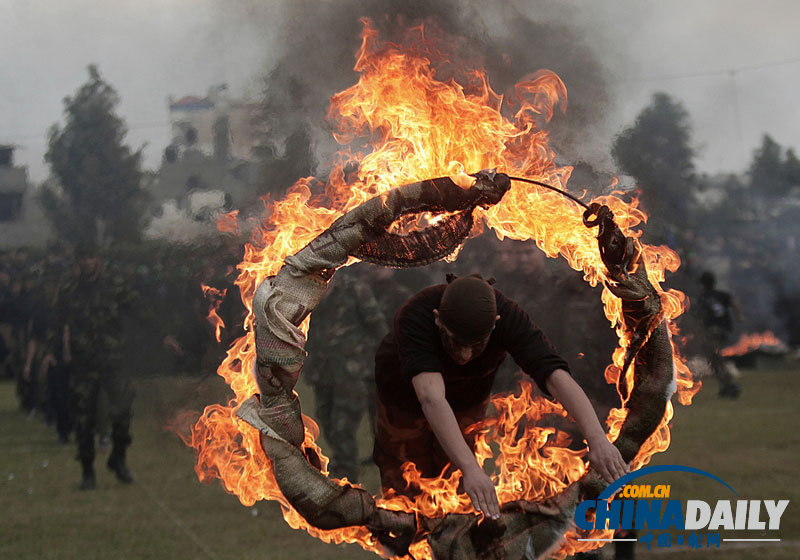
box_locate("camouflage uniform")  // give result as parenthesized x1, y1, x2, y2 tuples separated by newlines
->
(64, 260, 137, 483)
(38, 252, 75, 441)
(15, 265, 40, 414)
(367, 270, 413, 428)
(305, 271, 388, 481)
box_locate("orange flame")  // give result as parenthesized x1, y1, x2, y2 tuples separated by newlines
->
(721, 330, 788, 357)
(217, 210, 240, 235)
(200, 284, 227, 343)
(185, 19, 699, 558)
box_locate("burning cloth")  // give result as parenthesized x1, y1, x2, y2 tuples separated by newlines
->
(236, 172, 677, 559)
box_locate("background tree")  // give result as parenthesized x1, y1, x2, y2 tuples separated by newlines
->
(748, 134, 799, 200)
(41, 65, 149, 247)
(783, 148, 800, 187)
(612, 92, 696, 243)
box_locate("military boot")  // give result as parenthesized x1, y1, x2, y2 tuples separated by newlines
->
(80, 461, 96, 490)
(107, 447, 134, 484)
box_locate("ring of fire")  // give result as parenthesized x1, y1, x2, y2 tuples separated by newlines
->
(183, 19, 701, 559)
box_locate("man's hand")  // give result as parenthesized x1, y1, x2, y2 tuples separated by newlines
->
(39, 353, 56, 376)
(545, 369, 630, 483)
(462, 465, 500, 520)
(412, 371, 501, 520)
(587, 436, 629, 483)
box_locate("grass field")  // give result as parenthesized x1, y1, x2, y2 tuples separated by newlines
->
(1, 362, 798, 559)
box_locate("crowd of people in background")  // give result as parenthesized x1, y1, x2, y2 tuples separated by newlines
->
(0, 222, 790, 492)
(0, 240, 244, 488)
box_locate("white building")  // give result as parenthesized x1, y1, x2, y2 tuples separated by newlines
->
(145, 86, 262, 241)
(167, 84, 260, 162)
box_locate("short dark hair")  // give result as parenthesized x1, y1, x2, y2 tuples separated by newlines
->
(439, 274, 497, 343)
(699, 271, 716, 289)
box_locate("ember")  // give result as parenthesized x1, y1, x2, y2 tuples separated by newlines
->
(182, 19, 699, 559)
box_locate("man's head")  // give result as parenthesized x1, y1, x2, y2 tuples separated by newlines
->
(434, 275, 499, 365)
(74, 245, 103, 280)
(699, 271, 716, 291)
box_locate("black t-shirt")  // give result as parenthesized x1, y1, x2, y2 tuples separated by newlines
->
(374, 285, 570, 415)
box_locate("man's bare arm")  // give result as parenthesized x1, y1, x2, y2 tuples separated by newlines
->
(23, 339, 36, 380)
(545, 368, 629, 483)
(412, 371, 500, 519)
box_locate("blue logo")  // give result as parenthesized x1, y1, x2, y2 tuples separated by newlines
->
(574, 465, 789, 550)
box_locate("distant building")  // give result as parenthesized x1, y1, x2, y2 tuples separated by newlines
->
(145, 146, 259, 241)
(153, 146, 257, 206)
(0, 145, 49, 249)
(167, 84, 260, 163)
(145, 86, 262, 241)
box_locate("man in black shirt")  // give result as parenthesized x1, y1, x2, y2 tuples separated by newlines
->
(372, 274, 628, 519)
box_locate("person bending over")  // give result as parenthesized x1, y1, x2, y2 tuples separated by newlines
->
(372, 274, 628, 519)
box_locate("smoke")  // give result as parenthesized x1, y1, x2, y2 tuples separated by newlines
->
(237, 0, 618, 195)
(243, 0, 800, 355)
(225, 0, 627, 402)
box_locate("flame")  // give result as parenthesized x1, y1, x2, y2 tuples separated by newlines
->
(200, 284, 227, 343)
(721, 330, 788, 357)
(185, 19, 699, 558)
(217, 210, 240, 235)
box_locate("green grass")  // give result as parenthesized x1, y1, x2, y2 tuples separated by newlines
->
(1, 363, 798, 559)
(629, 362, 800, 559)
(0, 375, 374, 560)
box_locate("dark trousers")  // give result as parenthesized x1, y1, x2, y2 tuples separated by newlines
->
(47, 363, 72, 440)
(312, 358, 368, 481)
(704, 326, 738, 391)
(372, 398, 488, 498)
(18, 374, 39, 413)
(72, 370, 133, 465)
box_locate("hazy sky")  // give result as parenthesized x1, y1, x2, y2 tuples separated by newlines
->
(579, 0, 800, 171)
(2, 0, 799, 183)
